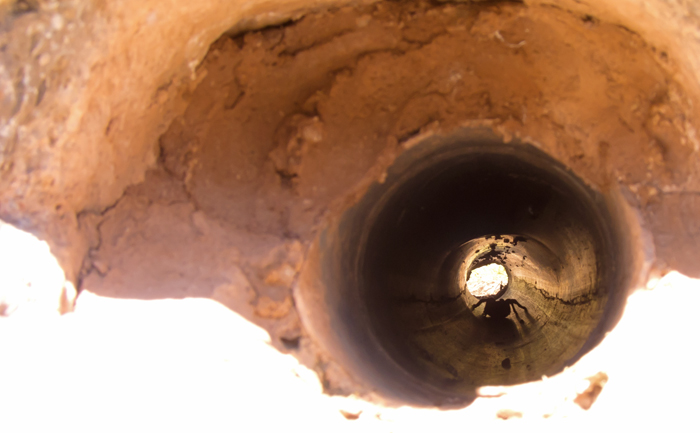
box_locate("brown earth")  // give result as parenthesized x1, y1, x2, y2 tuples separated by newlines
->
(76, 0, 699, 396)
(159, 0, 700, 278)
(2, 0, 700, 428)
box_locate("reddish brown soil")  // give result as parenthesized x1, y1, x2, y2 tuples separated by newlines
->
(163, 1, 699, 275)
(81, 0, 700, 394)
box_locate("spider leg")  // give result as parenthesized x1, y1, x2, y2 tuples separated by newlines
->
(511, 304, 522, 321)
(511, 299, 528, 312)
(508, 301, 515, 316)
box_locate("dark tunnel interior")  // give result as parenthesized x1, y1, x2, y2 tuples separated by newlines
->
(300, 129, 630, 405)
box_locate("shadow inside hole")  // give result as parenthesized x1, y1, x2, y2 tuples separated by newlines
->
(301, 128, 632, 407)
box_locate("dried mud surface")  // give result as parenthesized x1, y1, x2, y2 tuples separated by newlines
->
(80, 0, 700, 396)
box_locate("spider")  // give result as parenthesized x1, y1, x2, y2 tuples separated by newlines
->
(471, 285, 528, 320)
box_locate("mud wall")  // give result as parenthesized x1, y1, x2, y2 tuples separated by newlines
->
(1, 0, 699, 282)
(1, 0, 700, 426)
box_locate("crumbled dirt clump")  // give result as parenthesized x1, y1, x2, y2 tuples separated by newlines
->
(574, 371, 609, 410)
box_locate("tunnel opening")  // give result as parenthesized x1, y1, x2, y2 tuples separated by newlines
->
(299, 129, 631, 406)
(465, 263, 509, 298)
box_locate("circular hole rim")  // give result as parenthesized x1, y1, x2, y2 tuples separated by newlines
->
(296, 128, 639, 406)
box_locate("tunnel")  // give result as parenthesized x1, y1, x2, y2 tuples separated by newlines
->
(297, 129, 632, 405)
(2, 0, 700, 427)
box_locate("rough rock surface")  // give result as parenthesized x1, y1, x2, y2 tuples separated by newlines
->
(0, 0, 699, 282)
(159, 0, 699, 283)
(0, 0, 376, 280)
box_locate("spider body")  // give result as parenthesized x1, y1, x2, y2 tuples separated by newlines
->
(471, 281, 528, 319)
(475, 298, 528, 319)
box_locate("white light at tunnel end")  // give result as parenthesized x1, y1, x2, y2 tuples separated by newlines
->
(466, 263, 509, 298)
